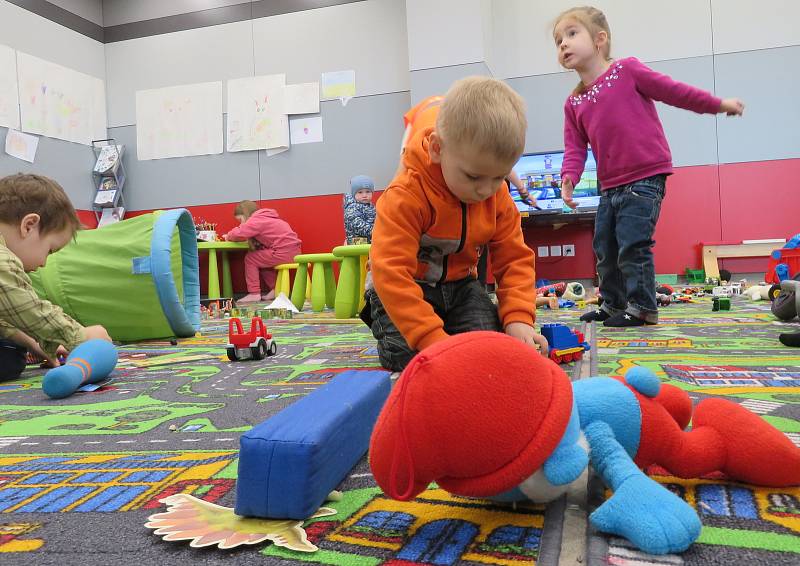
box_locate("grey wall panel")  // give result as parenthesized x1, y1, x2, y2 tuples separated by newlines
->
(507, 71, 578, 154)
(715, 45, 800, 164)
(259, 91, 409, 199)
(409, 62, 491, 105)
(0, 127, 95, 209)
(102, 0, 251, 27)
(647, 56, 719, 167)
(508, 57, 719, 167)
(107, 115, 261, 210)
(109, 92, 408, 210)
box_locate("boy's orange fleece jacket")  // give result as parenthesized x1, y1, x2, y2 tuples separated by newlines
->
(371, 104, 536, 352)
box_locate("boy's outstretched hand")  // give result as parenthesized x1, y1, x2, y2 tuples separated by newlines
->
(719, 98, 745, 116)
(505, 322, 549, 355)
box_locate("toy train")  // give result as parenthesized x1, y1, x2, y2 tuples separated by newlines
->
(227, 316, 277, 361)
(541, 323, 590, 364)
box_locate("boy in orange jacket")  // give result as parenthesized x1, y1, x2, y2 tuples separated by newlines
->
(365, 77, 547, 371)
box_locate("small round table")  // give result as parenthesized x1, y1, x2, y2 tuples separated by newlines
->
(197, 241, 249, 298)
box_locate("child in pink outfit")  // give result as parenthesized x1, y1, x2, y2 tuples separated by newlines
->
(224, 200, 302, 303)
(553, 6, 744, 327)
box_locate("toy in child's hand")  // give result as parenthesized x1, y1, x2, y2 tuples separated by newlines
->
(42, 340, 118, 399)
(369, 332, 800, 555)
(541, 323, 588, 363)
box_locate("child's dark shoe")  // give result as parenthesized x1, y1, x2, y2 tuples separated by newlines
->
(580, 309, 610, 322)
(603, 312, 648, 327)
(779, 332, 800, 347)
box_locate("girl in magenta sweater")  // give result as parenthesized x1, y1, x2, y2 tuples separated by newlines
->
(223, 200, 302, 303)
(554, 6, 744, 326)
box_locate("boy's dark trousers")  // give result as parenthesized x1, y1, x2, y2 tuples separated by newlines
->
(0, 339, 27, 380)
(363, 277, 502, 371)
(594, 175, 666, 324)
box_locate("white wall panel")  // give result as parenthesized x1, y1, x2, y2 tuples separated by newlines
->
(406, 0, 485, 70)
(481, 0, 494, 74)
(0, 0, 105, 77)
(104, 20, 255, 127)
(712, 0, 800, 54)
(252, 0, 408, 97)
(491, 0, 712, 79)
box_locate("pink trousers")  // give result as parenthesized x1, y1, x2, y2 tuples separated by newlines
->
(244, 246, 301, 294)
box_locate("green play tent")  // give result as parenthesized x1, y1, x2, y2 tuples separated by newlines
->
(30, 209, 200, 341)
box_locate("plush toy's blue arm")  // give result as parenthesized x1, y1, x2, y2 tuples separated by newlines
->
(584, 421, 701, 555)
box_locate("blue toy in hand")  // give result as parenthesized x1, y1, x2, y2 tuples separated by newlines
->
(42, 340, 118, 399)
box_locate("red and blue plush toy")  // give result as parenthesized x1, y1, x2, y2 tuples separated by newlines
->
(369, 331, 800, 555)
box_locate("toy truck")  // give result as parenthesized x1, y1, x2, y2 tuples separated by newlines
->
(541, 323, 590, 364)
(227, 317, 277, 361)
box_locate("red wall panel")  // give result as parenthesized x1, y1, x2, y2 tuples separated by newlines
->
(76, 210, 97, 229)
(717, 158, 800, 274)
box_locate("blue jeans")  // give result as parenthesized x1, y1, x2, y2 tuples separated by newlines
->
(594, 175, 666, 323)
(364, 277, 502, 371)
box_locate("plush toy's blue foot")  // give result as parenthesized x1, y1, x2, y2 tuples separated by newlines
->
(42, 340, 118, 399)
(585, 420, 701, 554)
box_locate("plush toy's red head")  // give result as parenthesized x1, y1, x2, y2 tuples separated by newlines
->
(369, 331, 573, 500)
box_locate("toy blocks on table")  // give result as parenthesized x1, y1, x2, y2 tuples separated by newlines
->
(235, 370, 391, 520)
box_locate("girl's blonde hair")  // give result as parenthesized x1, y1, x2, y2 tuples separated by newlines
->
(553, 6, 612, 95)
(234, 199, 259, 219)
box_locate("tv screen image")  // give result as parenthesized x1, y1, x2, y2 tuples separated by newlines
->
(509, 150, 599, 214)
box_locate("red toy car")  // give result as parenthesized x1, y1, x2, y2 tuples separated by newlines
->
(227, 317, 277, 361)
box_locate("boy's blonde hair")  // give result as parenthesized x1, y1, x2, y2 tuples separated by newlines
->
(436, 76, 527, 163)
(0, 174, 81, 236)
(553, 6, 612, 94)
(234, 200, 259, 219)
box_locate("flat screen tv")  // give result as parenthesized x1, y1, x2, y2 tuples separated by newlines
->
(509, 149, 599, 214)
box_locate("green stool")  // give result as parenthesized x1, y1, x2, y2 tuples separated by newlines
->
(291, 253, 339, 312)
(332, 244, 371, 319)
(275, 263, 311, 300)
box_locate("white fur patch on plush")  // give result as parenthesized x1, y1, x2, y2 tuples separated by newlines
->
(517, 434, 588, 502)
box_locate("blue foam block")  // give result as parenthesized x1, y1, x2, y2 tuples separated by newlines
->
(235, 369, 391, 519)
